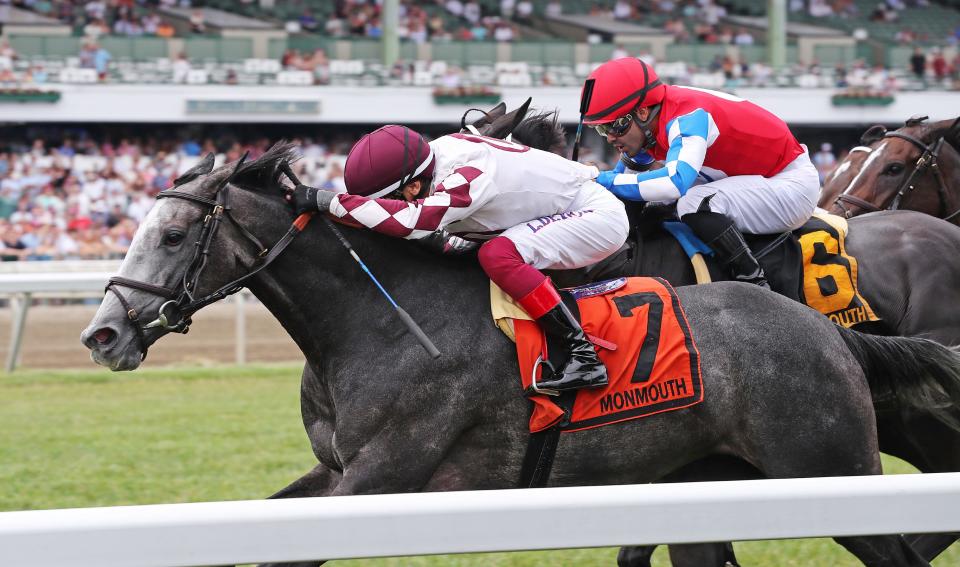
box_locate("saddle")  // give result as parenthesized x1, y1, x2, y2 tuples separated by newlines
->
(493, 277, 704, 433)
(568, 206, 878, 328)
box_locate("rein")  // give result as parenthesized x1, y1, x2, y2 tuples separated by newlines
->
(835, 130, 959, 222)
(105, 160, 313, 360)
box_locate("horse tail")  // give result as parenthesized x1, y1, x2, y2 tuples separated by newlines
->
(836, 325, 960, 432)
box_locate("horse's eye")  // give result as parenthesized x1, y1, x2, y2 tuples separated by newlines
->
(164, 230, 185, 246)
(883, 163, 905, 176)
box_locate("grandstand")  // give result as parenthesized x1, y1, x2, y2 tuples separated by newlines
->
(0, 0, 956, 262)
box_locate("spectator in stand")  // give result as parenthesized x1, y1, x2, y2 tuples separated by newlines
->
(189, 9, 206, 34)
(493, 21, 515, 42)
(515, 0, 534, 24)
(613, 0, 633, 20)
(809, 0, 834, 17)
(664, 17, 690, 42)
(545, 0, 562, 17)
(734, 28, 754, 46)
(173, 52, 191, 83)
(931, 49, 948, 82)
(812, 143, 837, 183)
(611, 44, 630, 60)
(83, 18, 109, 41)
(463, 0, 481, 25)
(142, 11, 161, 35)
(446, 0, 465, 18)
(909, 46, 927, 83)
(156, 20, 176, 38)
(500, 0, 516, 19)
(0, 40, 16, 62)
(366, 17, 383, 38)
(300, 10, 319, 32)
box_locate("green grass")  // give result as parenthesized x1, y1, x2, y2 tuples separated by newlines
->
(1, 365, 957, 566)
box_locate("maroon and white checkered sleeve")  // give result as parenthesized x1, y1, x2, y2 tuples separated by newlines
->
(329, 166, 486, 239)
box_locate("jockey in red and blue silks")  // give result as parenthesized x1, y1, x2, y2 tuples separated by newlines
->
(287, 125, 629, 394)
(584, 58, 821, 288)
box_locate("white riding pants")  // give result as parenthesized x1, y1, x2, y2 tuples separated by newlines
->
(676, 149, 821, 234)
(504, 184, 630, 270)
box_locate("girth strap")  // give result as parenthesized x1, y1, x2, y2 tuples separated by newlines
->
(519, 391, 575, 488)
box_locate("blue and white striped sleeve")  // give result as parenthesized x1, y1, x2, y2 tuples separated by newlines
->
(606, 109, 718, 203)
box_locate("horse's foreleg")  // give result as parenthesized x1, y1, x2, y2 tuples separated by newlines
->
(256, 464, 341, 567)
(268, 462, 342, 499)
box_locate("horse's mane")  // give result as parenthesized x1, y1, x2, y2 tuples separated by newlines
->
(232, 141, 300, 190)
(512, 111, 567, 155)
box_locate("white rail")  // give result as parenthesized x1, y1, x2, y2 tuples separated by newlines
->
(0, 269, 252, 371)
(1, 473, 959, 567)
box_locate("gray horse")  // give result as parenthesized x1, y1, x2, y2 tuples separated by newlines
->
(81, 149, 960, 566)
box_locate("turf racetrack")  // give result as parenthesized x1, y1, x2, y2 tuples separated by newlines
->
(3, 364, 958, 566)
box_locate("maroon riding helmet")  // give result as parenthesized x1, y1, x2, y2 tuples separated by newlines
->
(343, 125, 436, 199)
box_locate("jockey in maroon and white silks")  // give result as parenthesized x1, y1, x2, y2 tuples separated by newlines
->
(584, 57, 821, 288)
(288, 125, 628, 393)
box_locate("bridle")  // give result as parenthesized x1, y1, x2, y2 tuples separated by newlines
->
(104, 158, 312, 360)
(834, 129, 959, 222)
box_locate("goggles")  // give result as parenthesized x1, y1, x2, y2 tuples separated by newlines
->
(593, 111, 637, 137)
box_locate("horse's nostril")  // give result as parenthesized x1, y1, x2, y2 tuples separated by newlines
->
(93, 328, 116, 346)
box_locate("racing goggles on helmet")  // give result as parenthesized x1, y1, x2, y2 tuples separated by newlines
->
(594, 112, 636, 137)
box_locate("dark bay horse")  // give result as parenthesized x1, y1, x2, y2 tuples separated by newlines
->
(80, 148, 960, 566)
(821, 117, 960, 224)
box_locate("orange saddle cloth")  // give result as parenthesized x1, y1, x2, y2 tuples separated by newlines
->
(514, 277, 704, 433)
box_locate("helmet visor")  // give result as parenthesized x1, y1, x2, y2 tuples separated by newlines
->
(593, 112, 635, 138)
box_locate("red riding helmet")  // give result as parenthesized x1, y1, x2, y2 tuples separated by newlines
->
(344, 125, 436, 198)
(582, 58, 666, 126)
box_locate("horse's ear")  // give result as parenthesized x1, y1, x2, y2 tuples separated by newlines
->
(905, 114, 929, 127)
(173, 152, 216, 187)
(486, 102, 507, 121)
(860, 124, 887, 145)
(483, 98, 532, 140)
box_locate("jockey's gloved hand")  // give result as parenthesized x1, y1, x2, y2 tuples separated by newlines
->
(595, 158, 626, 191)
(595, 169, 617, 191)
(288, 184, 336, 215)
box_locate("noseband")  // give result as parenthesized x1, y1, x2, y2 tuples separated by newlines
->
(834, 130, 958, 221)
(104, 160, 311, 360)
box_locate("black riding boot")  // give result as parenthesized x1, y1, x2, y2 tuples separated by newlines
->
(683, 210, 770, 289)
(529, 302, 608, 395)
(710, 224, 770, 288)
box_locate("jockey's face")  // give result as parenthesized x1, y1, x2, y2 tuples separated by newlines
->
(402, 179, 423, 201)
(605, 106, 652, 157)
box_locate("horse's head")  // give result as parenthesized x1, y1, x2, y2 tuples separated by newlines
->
(80, 144, 297, 370)
(827, 117, 960, 219)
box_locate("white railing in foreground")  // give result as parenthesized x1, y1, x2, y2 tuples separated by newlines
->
(2, 473, 959, 567)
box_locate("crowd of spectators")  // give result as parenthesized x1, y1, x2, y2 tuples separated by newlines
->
(9, 0, 182, 38)
(0, 132, 354, 261)
(0, 123, 856, 264)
